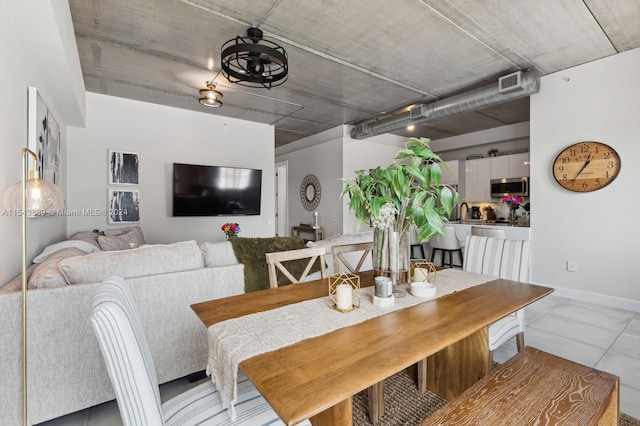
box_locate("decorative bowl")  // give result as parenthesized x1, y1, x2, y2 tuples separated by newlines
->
(410, 282, 436, 298)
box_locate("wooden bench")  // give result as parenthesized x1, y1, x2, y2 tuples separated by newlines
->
(421, 346, 619, 426)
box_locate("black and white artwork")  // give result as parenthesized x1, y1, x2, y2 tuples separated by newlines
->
(28, 87, 61, 185)
(108, 189, 141, 224)
(108, 150, 140, 185)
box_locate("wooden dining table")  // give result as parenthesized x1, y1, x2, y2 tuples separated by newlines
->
(191, 271, 553, 426)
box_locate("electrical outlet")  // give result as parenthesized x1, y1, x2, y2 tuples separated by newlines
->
(567, 261, 578, 272)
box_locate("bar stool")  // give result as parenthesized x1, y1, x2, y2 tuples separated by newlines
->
(430, 226, 463, 268)
(410, 228, 426, 259)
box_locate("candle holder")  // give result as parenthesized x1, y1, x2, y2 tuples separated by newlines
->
(328, 273, 360, 312)
(410, 260, 437, 283)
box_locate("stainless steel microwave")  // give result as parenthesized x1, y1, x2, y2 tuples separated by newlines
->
(490, 177, 528, 198)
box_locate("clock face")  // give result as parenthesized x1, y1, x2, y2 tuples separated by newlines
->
(552, 141, 620, 192)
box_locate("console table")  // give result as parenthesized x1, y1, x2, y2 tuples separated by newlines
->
(292, 226, 324, 241)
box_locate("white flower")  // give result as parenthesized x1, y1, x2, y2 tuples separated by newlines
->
(371, 202, 398, 229)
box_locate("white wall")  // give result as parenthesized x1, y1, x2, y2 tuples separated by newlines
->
(0, 1, 85, 284)
(67, 93, 275, 243)
(276, 127, 344, 237)
(276, 127, 406, 238)
(530, 47, 640, 305)
(342, 133, 406, 234)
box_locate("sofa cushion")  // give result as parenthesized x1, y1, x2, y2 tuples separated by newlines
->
(307, 231, 373, 274)
(200, 241, 239, 267)
(229, 236, 321, 292)
(59, 240, 204, 284)
(30, 248, 88, 288)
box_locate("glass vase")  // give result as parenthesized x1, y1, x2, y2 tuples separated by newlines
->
(508, 209, 518, 226)
(372, 227, 410, 289)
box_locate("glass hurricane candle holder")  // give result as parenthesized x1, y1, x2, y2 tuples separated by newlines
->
(410, 260, 437, 284)
(328, 273, 360, 312)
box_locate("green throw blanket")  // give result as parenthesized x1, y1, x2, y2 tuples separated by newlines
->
(228, 236, 322, 293)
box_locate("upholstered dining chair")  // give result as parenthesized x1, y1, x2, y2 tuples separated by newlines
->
(91, 275, 309, 426)
(331, 241, 374, 273)
(471, 226, 506, 239)
(463, 235, 531, 369)
(430, 226, 464, 268)
(265, 246, 327, 288)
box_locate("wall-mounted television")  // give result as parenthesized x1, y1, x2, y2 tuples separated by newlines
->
(173, 163, 262, 216)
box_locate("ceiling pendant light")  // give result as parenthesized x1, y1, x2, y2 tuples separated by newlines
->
(221, 27, 288, 89)
(198, 82, 223, 108)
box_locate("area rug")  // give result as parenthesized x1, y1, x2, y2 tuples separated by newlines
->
(352, 370, 639, 426)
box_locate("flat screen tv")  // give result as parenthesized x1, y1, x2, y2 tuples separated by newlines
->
(173, 163, 262, 216)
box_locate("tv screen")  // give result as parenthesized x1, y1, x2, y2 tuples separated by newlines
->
(173, 163, 262, 216)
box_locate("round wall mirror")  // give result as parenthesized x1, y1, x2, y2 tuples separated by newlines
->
(300, 174, 321, 210)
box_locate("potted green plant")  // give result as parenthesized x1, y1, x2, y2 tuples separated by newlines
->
(341, 137, 459, 284)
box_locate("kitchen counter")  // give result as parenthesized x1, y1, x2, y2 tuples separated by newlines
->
(458, 219, 527, 227)
(451, 222, 531, 242)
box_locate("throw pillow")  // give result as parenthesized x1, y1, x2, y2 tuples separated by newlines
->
(103, 226, 145, 242)
(98, 233, 139, 251)
(67, 230, 102, 249)
(29, 248, 87, 289)
(229, 236, 322, 293)
(33, 239, 101, 263)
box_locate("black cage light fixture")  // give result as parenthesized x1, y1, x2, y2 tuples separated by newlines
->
(221, 26, 288, 89)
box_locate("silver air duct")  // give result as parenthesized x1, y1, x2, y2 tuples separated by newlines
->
(351, 69, 540, 139)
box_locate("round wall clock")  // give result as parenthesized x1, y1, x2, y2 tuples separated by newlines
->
(552, 141, 621, 192)
(300, 174, 321, 210)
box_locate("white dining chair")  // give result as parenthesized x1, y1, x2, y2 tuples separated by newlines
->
(430, 226, 464, 268)
(463, 235, 530, 368)
(331, 241, 373, 273)
(91, 275, 310, 425)
(471, 226, 506, 239)
(265, 246, 326, 288)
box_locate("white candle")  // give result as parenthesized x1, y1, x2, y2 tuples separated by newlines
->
(314, 211, 318, 217)
(336, 284, 352, 310)
(413, 268, 429, 282)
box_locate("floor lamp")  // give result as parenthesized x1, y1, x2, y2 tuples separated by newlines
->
(3, 148, 64, 426)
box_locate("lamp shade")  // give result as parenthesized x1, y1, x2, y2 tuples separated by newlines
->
(3, 174, 65, 215)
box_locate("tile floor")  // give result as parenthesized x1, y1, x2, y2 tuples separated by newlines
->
(39, 294, 640, 425)
(494, 294, 640, 420)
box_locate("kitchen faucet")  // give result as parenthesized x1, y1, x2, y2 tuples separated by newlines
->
(459, 202, 469, 223)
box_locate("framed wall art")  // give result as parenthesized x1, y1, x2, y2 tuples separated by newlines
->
(108, 189, 141, 224)
(108, 149, 140, 185)
(28, 86, 61, 185)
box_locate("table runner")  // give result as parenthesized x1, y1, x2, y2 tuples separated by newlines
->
(206, 269, 495, 420)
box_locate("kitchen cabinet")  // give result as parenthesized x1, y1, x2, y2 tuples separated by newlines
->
(509, 152, 530, 177)
(441, 159, 459, 185)
(464, 158, 491, 202)
(491, 153, 530, 179)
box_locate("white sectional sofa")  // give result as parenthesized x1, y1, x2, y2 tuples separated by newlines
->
(0, 229, 374, 425)
(0, 235, 244, 425)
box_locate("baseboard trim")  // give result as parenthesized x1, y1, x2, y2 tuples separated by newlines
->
(547, 285, 640, 313)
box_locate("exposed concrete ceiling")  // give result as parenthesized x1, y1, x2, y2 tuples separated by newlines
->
(68, 0, 640, 147)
